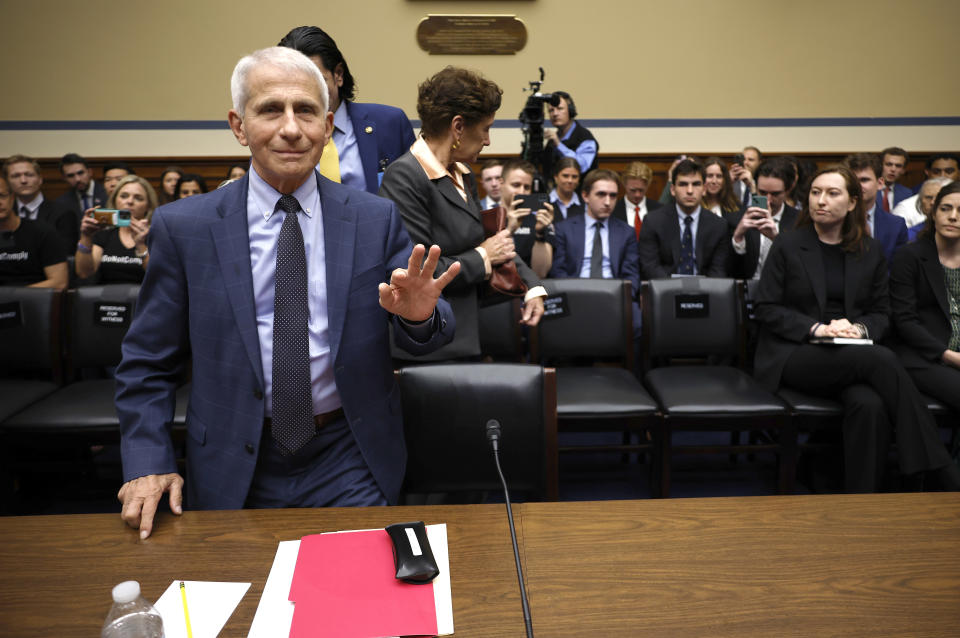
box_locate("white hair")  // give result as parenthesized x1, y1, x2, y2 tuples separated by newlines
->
(230, 46, 328, 117)
(922, 176, 953, 190)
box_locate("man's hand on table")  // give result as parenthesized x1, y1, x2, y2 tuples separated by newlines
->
(118, 473, 184, 539)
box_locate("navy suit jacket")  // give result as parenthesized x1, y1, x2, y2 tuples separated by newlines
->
(346, 101, 415, 194)
(55, 181, 108, 223)
(550, 214, 640, 295)
(876, 183, 912, 210)
(637, 206, 730, 279)
(871, 206, 908, 270)
(115, 172, 454, 509)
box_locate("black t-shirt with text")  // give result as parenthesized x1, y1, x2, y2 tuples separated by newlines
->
(93, 227, 145, 283)
(0, 219, 67, 285)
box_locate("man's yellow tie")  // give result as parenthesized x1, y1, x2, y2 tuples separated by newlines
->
(318, 138, 341, 183)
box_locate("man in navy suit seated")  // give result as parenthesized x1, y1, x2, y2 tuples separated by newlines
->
(551, 169, 641, 338)
(844, 153, 907, 269)
(877, 147, 913, 212)
(279, 25, 415, 194)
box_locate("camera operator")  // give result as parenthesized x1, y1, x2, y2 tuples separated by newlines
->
(543, 91, 599, 182)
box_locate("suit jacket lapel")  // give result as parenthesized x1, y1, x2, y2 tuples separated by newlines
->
(436, 176, 480, 222)
(348, 102, 378, 193)
(568, 215, 586, 273)
(918, 238, 951, 319)
(209, 175, 264, 387)
(666, 208, 681, 267)
(608, 220, 624, 275)
(318, 174, 355, 363)
(797, 227, 826, 315)
(694, 212, 710, 270)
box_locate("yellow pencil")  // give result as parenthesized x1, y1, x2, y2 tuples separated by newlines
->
(179, 581, 194, 638)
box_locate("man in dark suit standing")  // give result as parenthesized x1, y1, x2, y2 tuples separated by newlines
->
(845, 153, 907, 269)
(877, 147, 912, 212)
(115, 46, 458, 539)
(638, 158, 729, 279)
(726, 158, 800, 280)
(611, 161, 664, 241)
(54, 153, 108, 226)
(552, 169, 641, 341)
(3, 154, 77, 251)
(279, 26, 415, 194)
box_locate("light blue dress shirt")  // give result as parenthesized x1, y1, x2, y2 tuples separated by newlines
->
(864, 204, 876, 238)
(555, 122, 598, 174)
(332, 101, 365, 191)
(676, 205, 702, 276)
(549, 189, 582, 220)
(578, 216, 613, 279)
(246, 168, 341, 417)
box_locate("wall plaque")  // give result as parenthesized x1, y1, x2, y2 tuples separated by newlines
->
(417, 15, 526, 55)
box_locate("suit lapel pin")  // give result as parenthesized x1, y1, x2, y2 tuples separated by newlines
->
(364, 126, 374, 134)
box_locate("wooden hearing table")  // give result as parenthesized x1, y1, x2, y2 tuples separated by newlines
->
(0, 493, 958, 636)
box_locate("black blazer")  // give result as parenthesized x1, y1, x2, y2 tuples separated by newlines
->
(637, 206, 730, 279)
(22, 199, 77, 252)
(752, 225, 890, 391)
(890, 235, 955, 370)
(611, 198, 664, 227)
(54, 181, 108, 224)
(724, 204, 800, 279)
(380, 151, 540, 360)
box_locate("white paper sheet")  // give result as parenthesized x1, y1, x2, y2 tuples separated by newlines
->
(248, 525, 453, 637)
(154, 580, 250, 638)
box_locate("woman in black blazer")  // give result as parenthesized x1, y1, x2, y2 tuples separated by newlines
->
(754, 165, 959, 492)
(891, 182, 960, 413)
(380, 67, 544, 360)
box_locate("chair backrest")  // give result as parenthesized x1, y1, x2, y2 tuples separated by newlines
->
(397, 363, 558, 501)
(529, 278, 633, 364)
(0, 287, 63, 382)
(478, 297, 524, 360)
(67, 284, 141, 369)
(641, 277, 743, 365)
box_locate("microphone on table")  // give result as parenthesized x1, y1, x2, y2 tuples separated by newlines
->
(486, 419, 535, 638)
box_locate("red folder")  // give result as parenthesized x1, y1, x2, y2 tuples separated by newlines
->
(288, 529, 438, 638)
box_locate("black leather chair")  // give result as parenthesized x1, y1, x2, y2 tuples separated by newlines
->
(641, 278, 794, 496)
(529, 278, 661, 489)
(3, 284, 141, 440)
(478, 297, 525, 361)
(397, 363, 558, 502)
(0, 287, 64, 424)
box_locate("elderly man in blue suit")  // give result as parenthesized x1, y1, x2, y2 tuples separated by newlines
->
(551, 169, 641, 338)
(115, 46, 458, 539)
(279, 26, 415, 194)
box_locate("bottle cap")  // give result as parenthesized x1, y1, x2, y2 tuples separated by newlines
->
(111, 580, 141, 603)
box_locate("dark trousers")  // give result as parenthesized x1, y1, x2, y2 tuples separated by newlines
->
(908, 363, 960, 413)
(782, 344, 952, 492)
(245, 416, 387, 508)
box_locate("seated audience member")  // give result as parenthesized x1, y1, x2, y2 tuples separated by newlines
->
(543, 91, 598, 179)
(878, 147, 912, 211)
(638, 158, 730, 279)
(500, 160, 555, 278)
(55, 153, 107, 225)
(479, 159, 503, 210)
(914, 153, 958, 194)
(279, 25, 415, 193)
(727, 158, 800, 280)
(548, 157, 583, 221)
(730, 145, 761, 207)
(0, 173, 67, 289)
(895, 177, 952, 235)
(702, 157, 743, 217)
(103, 161, 134, 198)
(550, 169, 640, 336)
(612, 161, 663, 239)
(176, 173, 208, 199)
(891, 182, 960, 422)
(754, 164, 959, 493)
(4, 154, 76, 250)
(226, 163, 247, 181)
(157, 166, 183, 205)
(75, 175, 157, 283)
(844, 153, 908, 269)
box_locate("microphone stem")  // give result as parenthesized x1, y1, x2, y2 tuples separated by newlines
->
(493, 445, 534, 638)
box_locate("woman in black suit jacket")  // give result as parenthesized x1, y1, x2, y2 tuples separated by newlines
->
(380, 67, 544, 360)
(754, 165, 958, 492)
(891, 182, 960, 413)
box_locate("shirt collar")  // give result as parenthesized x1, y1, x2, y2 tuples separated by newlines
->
(248, 166, 318, 221)
(560, 120, 578, 142)
(17, 193, 43, 212)
(626, 196, 645, 210)
(676, 204, 701, 221)
(865, 204, 876, 221)
(333, 100, 351, 136)
(410, 136, 470, 181)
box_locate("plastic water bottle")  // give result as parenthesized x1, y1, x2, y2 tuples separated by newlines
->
(101, 580, 164, 638)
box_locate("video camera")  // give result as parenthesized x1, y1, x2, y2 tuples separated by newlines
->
(518, 67, 561, 191)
